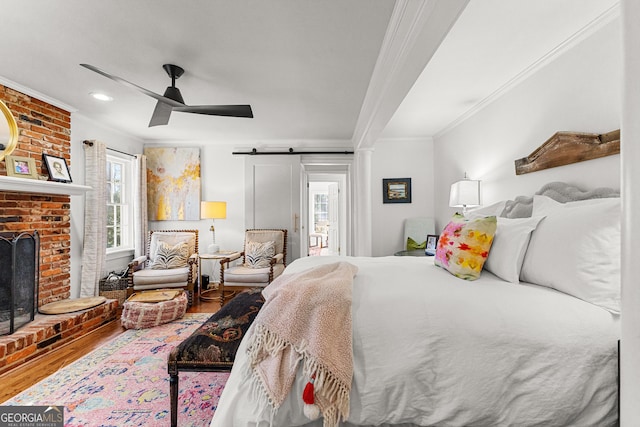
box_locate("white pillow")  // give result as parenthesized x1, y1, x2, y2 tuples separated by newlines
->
(532, 194, 616, 214)
(466, 200, 506, 218)
(520, 195, 621, 313)
(483, 216, 545, 283)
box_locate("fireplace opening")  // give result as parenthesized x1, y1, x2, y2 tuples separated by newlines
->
(0, 231, 39, 336)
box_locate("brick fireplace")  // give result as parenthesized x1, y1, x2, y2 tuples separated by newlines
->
(0, 84, 118, 375)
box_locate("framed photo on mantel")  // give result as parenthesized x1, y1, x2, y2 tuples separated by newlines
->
(43, 153, 72, 183)
(5, 155, 38, 180)
(382, 178, 411, 204)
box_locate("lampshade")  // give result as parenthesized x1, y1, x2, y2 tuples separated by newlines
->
(200, 201, 227, 219)
(449, 177, 481, 209)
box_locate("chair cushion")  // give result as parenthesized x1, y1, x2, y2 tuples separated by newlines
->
(133, 266, 189, 286)
(245, 240, 275, 268)
(150, 241, 190, 269)
(225, 263, 285, 284)
(407, 237, 426, 251)
(225, 266, 271, 283)
(133, 282, 189, 291)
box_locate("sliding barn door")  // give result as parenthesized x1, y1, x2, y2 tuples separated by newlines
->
(245, 155, 301, 264)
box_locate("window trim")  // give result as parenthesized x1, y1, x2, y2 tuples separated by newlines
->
(106, 152, 135, 255)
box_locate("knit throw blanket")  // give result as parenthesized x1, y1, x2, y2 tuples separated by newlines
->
(246, 261, 358, 427)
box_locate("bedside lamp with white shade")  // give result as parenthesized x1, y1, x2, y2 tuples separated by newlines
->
(449, 173, 481, 216)
(201, 201, 227, 253)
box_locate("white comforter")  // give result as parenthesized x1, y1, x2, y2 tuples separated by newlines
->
(211, 256, 619, 427)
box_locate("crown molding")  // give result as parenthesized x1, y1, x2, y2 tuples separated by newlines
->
(0, 75, 77, 113)
(376, 135, 434, 144)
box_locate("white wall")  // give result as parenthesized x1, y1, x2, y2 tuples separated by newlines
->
(146, 142, 247, 280)
(69, 114, 145, 298)
(371, 138, 435, 256)
(433, 18, 621, 230)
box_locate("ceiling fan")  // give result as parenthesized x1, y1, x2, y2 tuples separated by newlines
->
(80, 63, 253, 127)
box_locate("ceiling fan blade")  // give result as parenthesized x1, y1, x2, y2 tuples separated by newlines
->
(81, 63, 254, 124)
(173, 104, 254, 118)
(80, 64, 184, 108)
(148, 101, 173, 127)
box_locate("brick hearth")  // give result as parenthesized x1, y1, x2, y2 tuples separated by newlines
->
(0, 301, 119, 375)
(0, 84, 119, 373)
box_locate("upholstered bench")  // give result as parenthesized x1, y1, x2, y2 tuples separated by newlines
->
(121, 290, 188, 330)
(167, 288, 265, 427)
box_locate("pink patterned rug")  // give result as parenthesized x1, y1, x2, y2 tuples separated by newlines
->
(4, 313, 230, 427)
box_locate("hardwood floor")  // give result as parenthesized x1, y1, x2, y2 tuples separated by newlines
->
(0, 291, 222, 404)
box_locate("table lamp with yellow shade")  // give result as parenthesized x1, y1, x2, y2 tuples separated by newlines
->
(200, 201, 227, 253)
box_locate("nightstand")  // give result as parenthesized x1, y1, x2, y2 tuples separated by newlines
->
(393, 249, 430, 257)
(198, 251, 241, 301)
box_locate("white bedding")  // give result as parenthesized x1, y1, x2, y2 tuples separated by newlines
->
(210, 255, 619, 427)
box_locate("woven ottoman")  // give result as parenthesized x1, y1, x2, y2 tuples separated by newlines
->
(121, 290, 188, 330)
(168, 288, 265, 427)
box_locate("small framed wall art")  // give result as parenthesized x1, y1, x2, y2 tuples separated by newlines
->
(5, 155, 38, 179)
(43, 153, 72, 183)
(382, 178, 411, 204)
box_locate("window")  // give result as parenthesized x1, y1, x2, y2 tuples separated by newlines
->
(314, 193, 329, 223)
(106, 153, 134, 253)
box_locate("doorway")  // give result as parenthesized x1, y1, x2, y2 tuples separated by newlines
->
(244, 154, 352, 260)
(308, 182, 332, 256)
(303, 165, 350, 257)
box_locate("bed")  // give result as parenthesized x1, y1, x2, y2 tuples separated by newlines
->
(210, 182, 620, 427)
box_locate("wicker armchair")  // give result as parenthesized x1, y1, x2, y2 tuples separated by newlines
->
(218, 229, 287, 305)
(127, 230, 199, 305)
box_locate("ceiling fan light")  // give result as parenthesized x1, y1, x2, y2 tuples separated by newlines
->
(89, 92, 113, 102)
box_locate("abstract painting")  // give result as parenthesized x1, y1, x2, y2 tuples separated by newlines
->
(145, 147, 201, 220)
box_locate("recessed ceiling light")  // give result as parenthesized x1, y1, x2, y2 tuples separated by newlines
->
(89, 92, 113, 102)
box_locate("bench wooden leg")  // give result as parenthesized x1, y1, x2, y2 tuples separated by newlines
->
(170, 372, 179, 427)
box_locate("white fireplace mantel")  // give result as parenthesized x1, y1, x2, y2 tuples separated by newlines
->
(0, 175, 91, 196)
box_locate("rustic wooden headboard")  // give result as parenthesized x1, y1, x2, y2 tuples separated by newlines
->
(514, 129, 619, 175)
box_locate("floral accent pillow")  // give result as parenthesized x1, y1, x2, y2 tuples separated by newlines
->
(434, 214, 497, 280)
(245, 240, 276, 269)
(150, 241, 189, 269)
